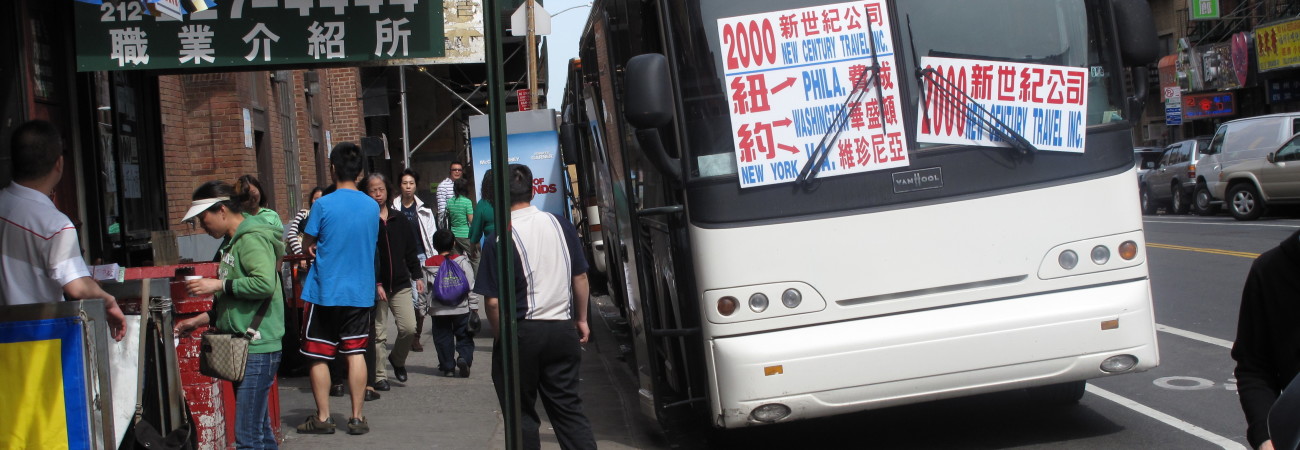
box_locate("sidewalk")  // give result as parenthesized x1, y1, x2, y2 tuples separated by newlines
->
(277, 295, 663, 449)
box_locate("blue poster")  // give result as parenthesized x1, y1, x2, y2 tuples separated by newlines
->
(470, 130, 568, 217)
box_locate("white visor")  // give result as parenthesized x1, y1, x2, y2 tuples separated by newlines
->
(181, 197, 229, 223)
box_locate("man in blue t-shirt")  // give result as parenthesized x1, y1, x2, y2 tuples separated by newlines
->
(296, 142, 379, 436)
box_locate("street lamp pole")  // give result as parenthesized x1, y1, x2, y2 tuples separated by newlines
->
(526, 0, 539, 109)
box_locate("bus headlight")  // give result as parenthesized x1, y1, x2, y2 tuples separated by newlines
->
(781, 289, 802, 308)
(750, 403, 791, 423)
(1058, 250, 1079, 270)
(718, 296, 738, 316)
(1091, 245, 1111, 265)
(749, 293, 769, 313)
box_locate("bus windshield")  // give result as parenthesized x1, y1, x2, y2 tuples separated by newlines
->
(679, 0, 1126, 182)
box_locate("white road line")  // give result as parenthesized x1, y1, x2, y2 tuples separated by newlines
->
(1086, 384, 1247, 450)
(1156, 323, 1235, 350)
(1144, 219, 1300, 228)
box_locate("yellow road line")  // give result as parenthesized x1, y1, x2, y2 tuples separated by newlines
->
(1147, 243, 1260, 259)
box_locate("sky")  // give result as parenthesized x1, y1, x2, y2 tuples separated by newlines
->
(539, 0, 593, 104)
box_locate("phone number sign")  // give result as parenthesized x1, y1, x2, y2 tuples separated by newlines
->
(74, 0, 444, 72)
(717, 1, 909, 189)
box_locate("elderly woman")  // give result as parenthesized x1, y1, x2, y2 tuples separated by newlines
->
(174, 180, 286, 450)
(365, 173, 422, 392)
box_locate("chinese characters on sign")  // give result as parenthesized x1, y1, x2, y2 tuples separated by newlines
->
(1256, 18, 1300, 73)
(914, 57, 1089, 153)
(718, 1, 908, 189)
(74, 0, 446, 71)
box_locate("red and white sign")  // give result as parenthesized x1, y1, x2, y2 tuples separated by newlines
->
(717, 1, 908, 188)
(517, 88, 532, 111)
(915, 56, 1089, 153)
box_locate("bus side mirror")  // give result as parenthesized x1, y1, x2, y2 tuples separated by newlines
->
(624, 53, 683, 185)
(1111, 0, 1159, 67)
(560, 123, 580, 166)
(624, 54, 675, 129)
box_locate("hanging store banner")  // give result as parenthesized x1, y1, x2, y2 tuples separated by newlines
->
(74, 0, 449, 71)
(1189, 0, 1219, 20)
(915, 57, 1089, 154)
(1256, 18, 1300, 72)
(1188, 42, 1244, 91)
(717, 0, 909, 189)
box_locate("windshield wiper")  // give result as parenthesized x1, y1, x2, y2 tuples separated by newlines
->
(916, 67, 1037, 156)
(796, 15, 889, 187)
(794, 69, 880, 185)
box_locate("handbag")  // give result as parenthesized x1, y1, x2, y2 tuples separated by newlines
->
(199, 298, 271, 382)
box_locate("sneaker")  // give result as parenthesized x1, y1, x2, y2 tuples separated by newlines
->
(347, 417, 370, 435)
(456, 359, 470, 378)
(296, 414, 336, 434)
(441, 370, 456, 377)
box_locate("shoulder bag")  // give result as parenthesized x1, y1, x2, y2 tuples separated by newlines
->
(199, 297, 272, 382)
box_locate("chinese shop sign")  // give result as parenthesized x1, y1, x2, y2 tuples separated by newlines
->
(717, 0, 909, 188)
(1256, 18, 1300, 72)
(74, 0, 445, 71)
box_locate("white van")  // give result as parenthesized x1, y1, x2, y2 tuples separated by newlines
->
(1196, 113, 1300, 219)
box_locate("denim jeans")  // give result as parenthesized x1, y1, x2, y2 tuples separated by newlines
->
(234, 351, 281, 449)
(431, 312, 474, 372)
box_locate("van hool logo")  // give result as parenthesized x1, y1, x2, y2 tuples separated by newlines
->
(892, 167, 943, 193)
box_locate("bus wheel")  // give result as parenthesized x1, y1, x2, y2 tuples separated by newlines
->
(1030, 380, 1086, 405)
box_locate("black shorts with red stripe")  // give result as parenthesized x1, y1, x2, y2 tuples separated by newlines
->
(300, 302, 371, 360)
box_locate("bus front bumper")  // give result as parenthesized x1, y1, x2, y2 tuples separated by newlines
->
(707, 279, 1159, 428)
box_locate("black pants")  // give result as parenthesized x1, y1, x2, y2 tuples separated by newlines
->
(492, 320, 596, 450)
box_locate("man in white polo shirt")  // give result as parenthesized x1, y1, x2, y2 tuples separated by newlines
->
(0, 120, 126, 341)
(475, 164, 595, 450)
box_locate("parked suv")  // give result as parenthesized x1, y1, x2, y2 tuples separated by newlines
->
(1198, 113, 1300, 220)
(1140, 137, 1212, 215)
(1134, 147, 1164, 182)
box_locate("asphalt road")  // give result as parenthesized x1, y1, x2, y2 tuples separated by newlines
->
(599, 213, 1300, 449)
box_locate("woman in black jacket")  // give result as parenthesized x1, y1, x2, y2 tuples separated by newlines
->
(365, 173, 423, 392)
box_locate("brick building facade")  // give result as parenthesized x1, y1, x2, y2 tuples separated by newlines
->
(159, 69, 364, 243)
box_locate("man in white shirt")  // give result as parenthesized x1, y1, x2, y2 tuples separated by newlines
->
(435, 161, 465, 226)
(0, 120, 126, 341)
(474, 164, 594, 450)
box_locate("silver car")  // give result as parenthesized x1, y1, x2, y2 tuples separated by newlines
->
(1215, 133, 1300, 220)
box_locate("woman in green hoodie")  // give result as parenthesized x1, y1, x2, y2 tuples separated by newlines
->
(175, 180, 286, 450)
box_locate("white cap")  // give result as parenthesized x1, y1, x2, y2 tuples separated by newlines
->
(181, 197, 229, 223)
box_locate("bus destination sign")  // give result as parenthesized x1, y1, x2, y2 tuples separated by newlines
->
(716, 1, 909, 189)
(915, 57, 1089, 153)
